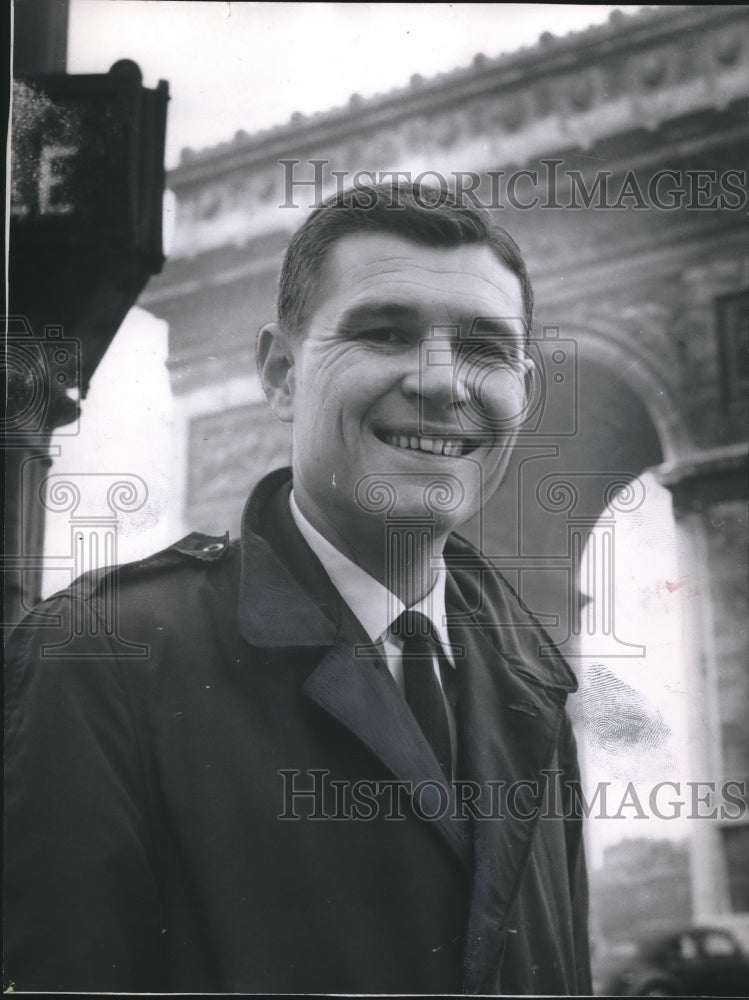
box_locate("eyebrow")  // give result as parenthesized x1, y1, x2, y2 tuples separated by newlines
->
(336, 302, 525, 340)
(336, 302, 422, 332)
(466, 316, 526, 340)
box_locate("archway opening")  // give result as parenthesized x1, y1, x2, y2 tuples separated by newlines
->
(576, 472, 692, 953)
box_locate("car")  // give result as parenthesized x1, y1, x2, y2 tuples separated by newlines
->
(600, 926, 749, 996)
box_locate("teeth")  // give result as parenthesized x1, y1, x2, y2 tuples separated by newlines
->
(383, 432, 467, 457)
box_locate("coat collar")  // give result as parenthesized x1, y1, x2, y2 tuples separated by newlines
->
(238, 467, 341, 648)
(238, 467, 577, 693)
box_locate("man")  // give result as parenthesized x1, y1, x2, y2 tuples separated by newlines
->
(4, 181, 590, 994)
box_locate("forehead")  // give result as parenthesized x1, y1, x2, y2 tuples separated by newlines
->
(314, 231, 524, 324)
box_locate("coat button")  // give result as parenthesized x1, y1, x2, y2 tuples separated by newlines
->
(202, 542, 224, 553)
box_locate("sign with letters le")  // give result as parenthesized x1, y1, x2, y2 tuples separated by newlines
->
(9, 60, 170, 402)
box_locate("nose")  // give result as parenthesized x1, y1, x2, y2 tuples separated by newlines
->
(400, 344, 469, 410)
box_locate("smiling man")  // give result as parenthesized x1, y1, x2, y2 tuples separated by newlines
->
(260, 223, 532, 605)
(5, 182, 591, 995)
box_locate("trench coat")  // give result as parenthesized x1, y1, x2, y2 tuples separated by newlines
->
(4, 466, 591, 994)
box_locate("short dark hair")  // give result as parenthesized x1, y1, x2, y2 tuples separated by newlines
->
(277, 181, 534, 339)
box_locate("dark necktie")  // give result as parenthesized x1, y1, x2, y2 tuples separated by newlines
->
(391, 610, 453, 780)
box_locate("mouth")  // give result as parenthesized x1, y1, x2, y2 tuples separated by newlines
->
(375, 429, 481, 458)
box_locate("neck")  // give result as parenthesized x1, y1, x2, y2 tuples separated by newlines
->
(294, 491, 448, 606)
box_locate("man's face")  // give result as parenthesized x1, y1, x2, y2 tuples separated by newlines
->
(277, 231, 530, 549)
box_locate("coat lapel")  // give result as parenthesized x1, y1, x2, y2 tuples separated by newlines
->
(444, 571, 577, 993)
(303, 642, 472, 869)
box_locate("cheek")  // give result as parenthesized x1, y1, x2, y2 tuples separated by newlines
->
(292, 382, 356, 459)
(466, 370, 527, 430)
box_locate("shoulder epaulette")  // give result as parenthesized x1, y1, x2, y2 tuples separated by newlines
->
(169, 531, 231, 562)
(63, 531, 232, 605)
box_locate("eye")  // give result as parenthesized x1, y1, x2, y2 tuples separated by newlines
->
(358, 327, 407, 345)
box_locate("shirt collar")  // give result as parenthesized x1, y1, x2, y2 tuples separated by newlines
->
(289, 490, 452, 655)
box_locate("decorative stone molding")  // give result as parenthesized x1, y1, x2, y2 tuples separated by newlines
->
(163, 6, 749, 257)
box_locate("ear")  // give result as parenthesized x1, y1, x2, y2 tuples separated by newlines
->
(256, 322, 297, 423)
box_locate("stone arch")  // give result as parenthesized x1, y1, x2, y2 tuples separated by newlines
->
(564, 318, 693, 464)
(464, 322, 686, 651)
